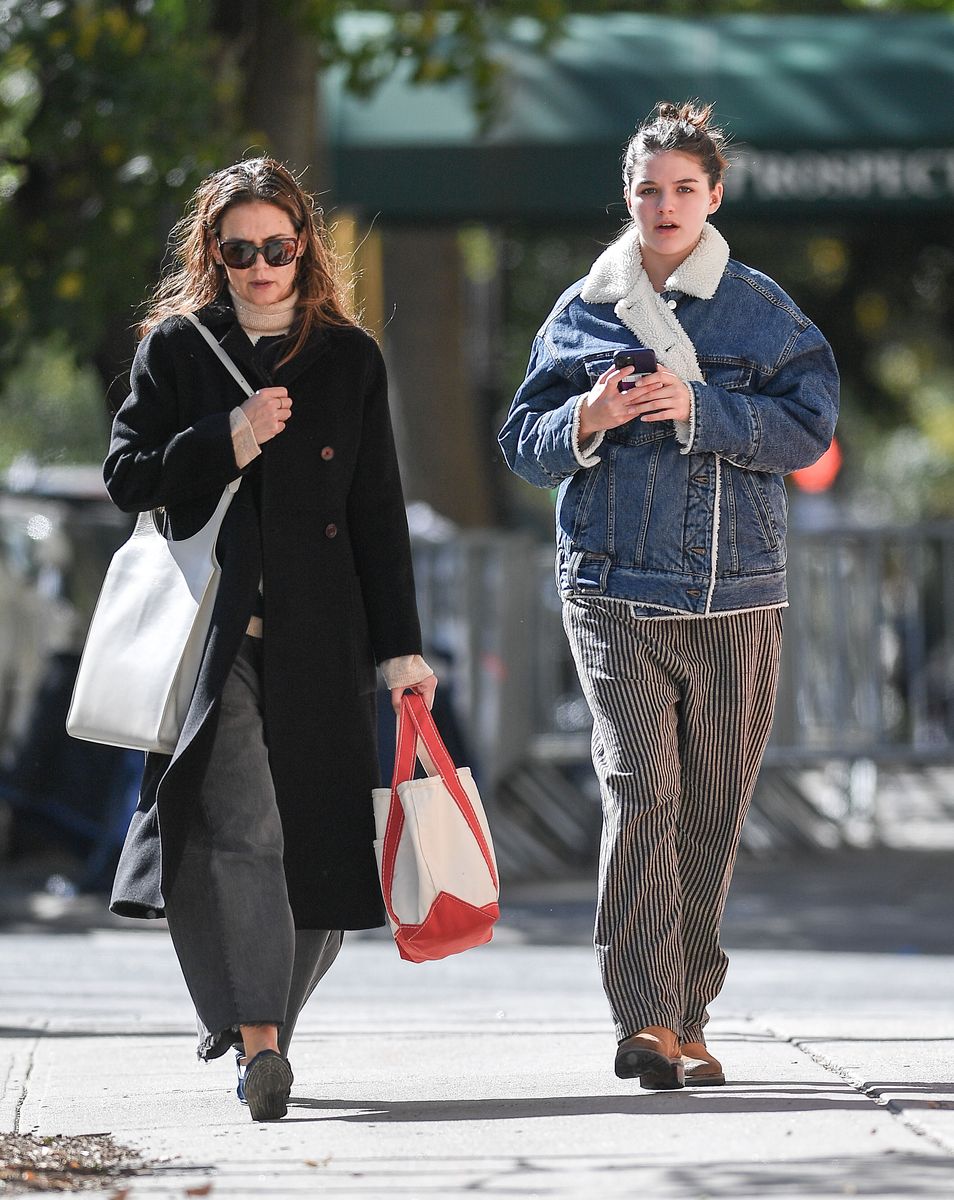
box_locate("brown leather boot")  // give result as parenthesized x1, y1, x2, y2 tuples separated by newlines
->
(615, 1026, 685, 1089)
(681, 1041, 726, 1087)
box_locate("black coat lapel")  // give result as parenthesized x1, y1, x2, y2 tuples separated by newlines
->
(270, 325, 332, 388)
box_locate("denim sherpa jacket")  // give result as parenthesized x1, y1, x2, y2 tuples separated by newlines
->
(498, 224, 840, 616)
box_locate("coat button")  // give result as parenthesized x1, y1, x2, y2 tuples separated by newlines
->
(325, 523, 337, 538)
(321, 446, 335, 461)
(667, 299, 678, 310)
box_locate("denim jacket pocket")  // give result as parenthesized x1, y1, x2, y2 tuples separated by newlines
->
(582, 353, 615, 384)
(720, 469, 788, 576)
(558, 458, 605, 548)
(604, 437, 675, 569)
(699, 357, 757, 391)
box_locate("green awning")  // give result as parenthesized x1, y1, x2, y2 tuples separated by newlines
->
(323, 14, 954, 219)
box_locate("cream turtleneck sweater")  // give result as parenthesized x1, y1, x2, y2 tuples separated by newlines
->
(226, 288, 431, 690)
(231, 287, 299, 337)
(227, 286, 298, 468)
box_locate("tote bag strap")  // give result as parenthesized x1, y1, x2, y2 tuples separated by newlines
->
(183, 312, 256, 398)
(145, 312, 246, 526)
(391, 692, 498, 886)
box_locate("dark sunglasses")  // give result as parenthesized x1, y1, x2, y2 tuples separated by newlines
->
(217, 236, 299, 269)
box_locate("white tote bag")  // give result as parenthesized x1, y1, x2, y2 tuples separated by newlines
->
(66, 479, 239, 753)
(66, 314, 254, 753)
(373, 692, 500, 962)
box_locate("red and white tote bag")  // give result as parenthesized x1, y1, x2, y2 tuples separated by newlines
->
(372, 692, 499, 963)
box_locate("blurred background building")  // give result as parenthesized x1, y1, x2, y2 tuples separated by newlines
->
(1, 3, 953, 887)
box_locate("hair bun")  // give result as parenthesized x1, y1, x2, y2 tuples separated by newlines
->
(623, 98, 730, 189)
(654, 100, 719, 135)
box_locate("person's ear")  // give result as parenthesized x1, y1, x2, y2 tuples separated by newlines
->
(708, 182, 724, 215)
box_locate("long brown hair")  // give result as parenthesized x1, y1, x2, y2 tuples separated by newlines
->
(140, 157, 355, 364)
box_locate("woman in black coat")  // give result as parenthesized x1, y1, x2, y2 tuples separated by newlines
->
(104, 158, 436, 1121)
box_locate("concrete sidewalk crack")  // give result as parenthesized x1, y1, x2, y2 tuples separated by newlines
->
(12, 1031, 43, 1136)
(789, 1036, 954, 1157)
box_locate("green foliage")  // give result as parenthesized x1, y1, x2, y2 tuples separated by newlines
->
(289, 1, 568, 126)
(3, 0, 949, 379)
(0, 333, 108, 468)
(0, 0, 245, 375)
(0, 0, 563, 397)
(284, 0, 954, 126)
(534, 0, 954, 10)
(2, 0, 953, 477)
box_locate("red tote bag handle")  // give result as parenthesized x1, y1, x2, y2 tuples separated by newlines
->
(384, 692, 498, 890)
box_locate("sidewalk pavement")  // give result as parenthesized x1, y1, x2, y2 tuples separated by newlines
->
(1, 849, 952, 1198)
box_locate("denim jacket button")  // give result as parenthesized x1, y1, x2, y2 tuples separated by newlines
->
(667, 299, 678, 310)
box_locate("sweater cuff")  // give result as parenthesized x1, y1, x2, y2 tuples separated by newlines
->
(230, 406, 261, 469)
(571, 396, 605, 468)
(381, 654, 434, 689)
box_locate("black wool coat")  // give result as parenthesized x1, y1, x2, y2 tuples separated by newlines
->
(103, 298, 422, 930)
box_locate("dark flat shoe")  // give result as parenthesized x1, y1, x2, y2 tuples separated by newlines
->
(236, 1049, 295, 1106)
(239, 1050, 293, 1121)
(615, 1027, 685, 1090)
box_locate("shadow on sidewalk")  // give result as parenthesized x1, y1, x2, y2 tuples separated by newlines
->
(662, 1153, 953, 1197)
(278, 1081, 950, 1121)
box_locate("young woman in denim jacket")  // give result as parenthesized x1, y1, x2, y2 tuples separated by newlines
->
(499, 102, 838, 1089)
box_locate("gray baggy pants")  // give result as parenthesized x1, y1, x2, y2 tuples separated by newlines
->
(163, 636, 343, 1061)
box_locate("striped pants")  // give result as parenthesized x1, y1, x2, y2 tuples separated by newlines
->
(562, 599, 783, 1044)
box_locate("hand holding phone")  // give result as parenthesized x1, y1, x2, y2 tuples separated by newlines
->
(579, 351, 688, 441)
(614, 348, 657, 391)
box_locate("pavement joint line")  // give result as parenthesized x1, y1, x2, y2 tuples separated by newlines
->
(11, 1027, 42, 1136)
(876, 1094, 954, 1157)
(785, 1034, 954, 1158)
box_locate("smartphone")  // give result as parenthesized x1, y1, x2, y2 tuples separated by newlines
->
(614, 348, 657, 391)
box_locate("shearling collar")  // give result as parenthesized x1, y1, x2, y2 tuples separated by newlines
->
(580, 222, 729, 304)
(576, 221, 730, 452)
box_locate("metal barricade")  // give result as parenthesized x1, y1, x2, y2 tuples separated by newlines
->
(3, 492, 951, 875)
(412, 523, 954, 870)
(776, 525, 954, 762)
